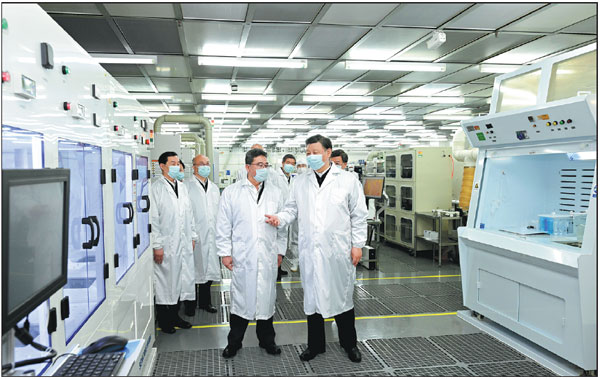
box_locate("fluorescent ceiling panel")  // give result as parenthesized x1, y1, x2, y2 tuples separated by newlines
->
(201, 94, 277, 101)
(198, 56, 307, 68)
(91, 54, 157, 64)
(345, 61, 446, 72)
(302, 95, 374, 103)
(398, 96, 464, 104)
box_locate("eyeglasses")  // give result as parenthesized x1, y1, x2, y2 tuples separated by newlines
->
(251, 163, 270, 169)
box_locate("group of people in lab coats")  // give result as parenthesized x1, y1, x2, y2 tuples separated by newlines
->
(151, 134, 368, 363)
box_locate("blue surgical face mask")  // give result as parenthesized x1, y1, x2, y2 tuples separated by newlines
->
(307, 154, 325, 170)
(168, 165, 180, 179)
(175, 172, 185, 181)
(198, 165, 211, 178)
(283, 164, 295, 174)
(254, 168, 268, 182)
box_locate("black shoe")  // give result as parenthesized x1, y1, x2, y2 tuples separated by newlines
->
(184, 301, 196, 317)
(279, 268, 288, 276)
(346, 346, 362, 363)
(160, 326, 176, 334)
(259, 343, 281, 355)
(299, 347, 324, 361)
(199, 304, 218, 313)
(222, 345, 241, 358)
(173, 317, 192, 329)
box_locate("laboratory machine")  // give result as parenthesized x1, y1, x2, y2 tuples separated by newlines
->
(458, 43, 597, 373)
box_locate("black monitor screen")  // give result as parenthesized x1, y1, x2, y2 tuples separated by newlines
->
(2, 169, 69, 333)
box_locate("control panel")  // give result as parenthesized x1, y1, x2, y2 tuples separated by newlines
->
(461, 95, 596, 149)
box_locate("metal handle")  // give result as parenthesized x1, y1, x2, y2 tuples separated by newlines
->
(122, 203, 134, 224)
(141, 195, 150, 213)
(90, 215, 100, 247)
(81, 217, 94, 249)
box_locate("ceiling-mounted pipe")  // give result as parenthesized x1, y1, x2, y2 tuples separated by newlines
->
(153, 115, 213, 180)
(180, 133, 206, 156)
(451, 128, 478, 166)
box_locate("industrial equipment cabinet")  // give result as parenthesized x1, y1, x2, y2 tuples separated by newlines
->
(382, 147, 453, 253)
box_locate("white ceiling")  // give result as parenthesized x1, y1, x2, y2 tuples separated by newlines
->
(40, 2, 597, 149)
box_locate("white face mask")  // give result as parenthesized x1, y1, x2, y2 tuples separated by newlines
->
(297, 167, 308, 174)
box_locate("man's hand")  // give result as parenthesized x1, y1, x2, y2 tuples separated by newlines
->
(192, 240, 196, 250)
(153, 248, 164, 264)
(222, 256, 233, 271)
(351, 247, 362, 267)
(265, 214, 280, 227)
(278, 254, 283, 267)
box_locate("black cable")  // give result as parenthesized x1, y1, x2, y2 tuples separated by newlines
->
(51, 353, 76, 366)
(1, 326, 57, 374)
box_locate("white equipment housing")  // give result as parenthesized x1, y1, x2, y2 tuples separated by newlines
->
(2, 4, 156, 375)
(458, 43, 597, 371)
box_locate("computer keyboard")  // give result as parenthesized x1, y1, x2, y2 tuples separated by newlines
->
(52, 351, 125, 377)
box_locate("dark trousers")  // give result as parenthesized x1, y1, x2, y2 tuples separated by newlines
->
(156, 303, 181, 329)
(196, 281, 213, 308)
(227, 313, 276, 348)
(307, 308, 357, 352)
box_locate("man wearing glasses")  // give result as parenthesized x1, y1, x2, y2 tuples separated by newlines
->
(216, 148, 288, 358)
(186, 154, 221, 315)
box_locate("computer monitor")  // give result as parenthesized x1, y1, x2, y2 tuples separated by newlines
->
(363, 176, 385, 200)
(2, 169, 70, 334)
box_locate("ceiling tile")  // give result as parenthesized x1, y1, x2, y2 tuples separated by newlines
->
(115, 18, 182, 54)
(336, 82, 385, 96)
(277, 59, 334, 80)
(466, 87, 493, 97)
(115, 77, 155, 92)
(164, 93, 195, 104)
(445, 3, 544, 30)
(303, 81, 348, 95)
(266, 80, 310, 95)
(383, 3, 472, 27)
(370, 83, 420, 96)
(435, 66, 491, 84)
(331, 105, 362, 114)
(139, 101, 168, 111)
(343, 28, 429, 60)
(402, 83, 459, 96)
(560, 16, 597, 34)
(440, 33, 539, 64)
(358, 71, 407, 82)
(254, 105, 284, 114)
(392, 31, 487, 62)
(167, 104, 196, 112)
(100, 63, 143, 77)
(51, 15, 127, 53)
(243, 24, 307, 57)
(236, 67, 279, 80)
(181, 3, 247, 21)
(192, 79, 232, 93)
(41, 3, 102, 15)
(146, 56, 189, 77)
(396, 64, 468, 83)
(104, 3, 176, 18)
(151, 78, 191, 92)
(295, 25, 368, 59)
(253, 3, 323, 23)
(190, 59, 233, 78)
(183, 20, 244, 56)
(319, 4, 398, 26)
(502, 4, 597, 33)
(436, 84, 492, 96)
(484, 34, 596, 64)
(471, 74, 498, 85)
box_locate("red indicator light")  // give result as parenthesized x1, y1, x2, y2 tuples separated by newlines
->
(134, 135, 138, 140)
(145, 139, 150, 145)
(63, 102, 71, 111)
(474, 125, 480, 130)
(2, 71, 10, 83)
(113, 125, 119, 131)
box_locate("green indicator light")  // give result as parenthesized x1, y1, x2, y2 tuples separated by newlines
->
(2, 19, 7, 30)
(559, 120, 564, 125)
(113, 101, 118, 108)
(476, 132, 486, 141)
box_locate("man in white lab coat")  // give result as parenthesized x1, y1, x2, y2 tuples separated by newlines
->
(273, 154, 300, 273)
(150, 152, 197, 334)
(265, 135, 368, 363)
(186, 154, 221, 314)
(331, 149, 360, 181)
(216, 148, 288, 358)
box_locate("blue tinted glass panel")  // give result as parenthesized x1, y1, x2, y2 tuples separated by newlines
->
(136, 156, 150, 257)
(113, 150, 134, 283)
(2, 125, 50, 375)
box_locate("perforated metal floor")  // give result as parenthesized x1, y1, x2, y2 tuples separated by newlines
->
(153, 333, 555, 376)
(378, 296, 446, 315)
(361, 283, 419, 298)
(404, 282, 462, 296)
(427, 294, 468, 312)
(430, 333, 527, 363)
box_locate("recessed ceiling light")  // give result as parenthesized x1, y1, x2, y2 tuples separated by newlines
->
(202, 94, 277, 102)
(302, 95, 374, 103)
(479, 64, 522, 73)
(91, 54, 157, 64)
(345, 60, 446, 72)
(198, 56, 307, 69)
(398, 96, 464, 104)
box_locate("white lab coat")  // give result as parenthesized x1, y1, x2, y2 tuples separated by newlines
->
(150, 176, 197, 305)
(215, 177, 288, 320)
(273, 167, 299, 261)
(185, 176, 222, 283)
(277, 163, 368, 318)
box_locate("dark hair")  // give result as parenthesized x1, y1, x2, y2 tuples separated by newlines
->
(158, 151, 178, 165)
(245, 148, 267, 165)
(179, 161, 185, 169)
(305, 134, 332, 150)
(331, 149, 348, 163)
(282, 154, 296, 163)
